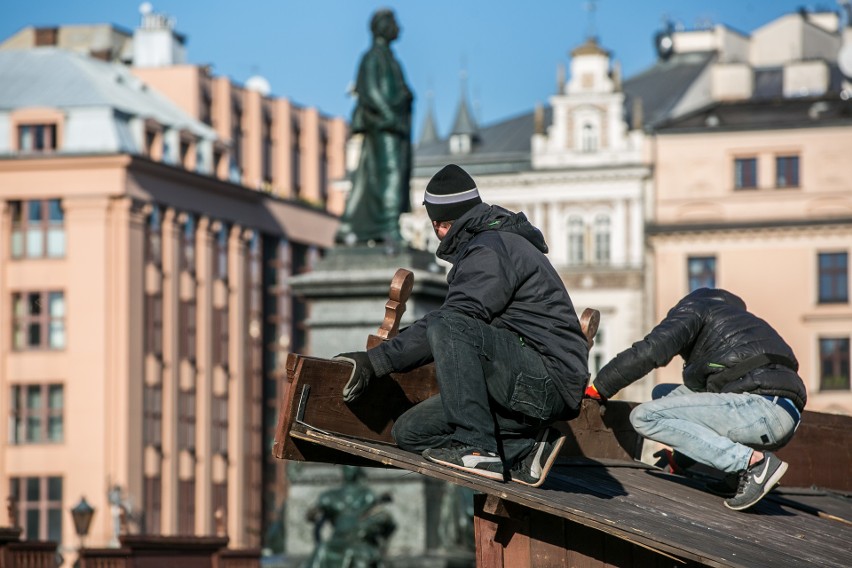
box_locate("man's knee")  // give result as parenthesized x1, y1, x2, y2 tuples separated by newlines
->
(630, 403, 656, 436)
(391, 414, 419, 451)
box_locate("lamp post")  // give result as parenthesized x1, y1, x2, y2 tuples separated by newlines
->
(70, 496, 95, 550)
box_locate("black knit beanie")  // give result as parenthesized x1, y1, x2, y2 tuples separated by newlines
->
(423, 164, 482, 222)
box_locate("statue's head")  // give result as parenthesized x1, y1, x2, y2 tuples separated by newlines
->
(370, 9, 399, 42)
(342, 465, 366, 483)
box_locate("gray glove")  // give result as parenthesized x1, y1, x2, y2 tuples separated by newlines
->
(334, 351, 377, 403)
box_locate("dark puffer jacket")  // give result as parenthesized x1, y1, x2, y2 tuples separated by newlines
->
(368, 203, 590, 411)
(594, 288, 807, 410)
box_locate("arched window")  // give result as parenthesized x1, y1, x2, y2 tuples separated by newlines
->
(593, 214, 610, 264)
(567, 216, 585, 265)
(582, 123, 598, 152)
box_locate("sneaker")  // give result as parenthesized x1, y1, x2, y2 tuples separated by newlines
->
(723, 452, 788, 511)
(510, 427, 566, 488)
(422, 442, 505, 481)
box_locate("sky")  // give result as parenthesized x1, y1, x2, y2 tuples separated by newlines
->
(1, 1, 838, 140)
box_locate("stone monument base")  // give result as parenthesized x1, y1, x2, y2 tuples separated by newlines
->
(283, 245, 473, 567)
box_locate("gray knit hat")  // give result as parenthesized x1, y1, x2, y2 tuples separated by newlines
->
(423, 164, 482, 222)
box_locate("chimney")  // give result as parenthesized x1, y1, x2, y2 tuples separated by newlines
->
(132, 3, 187, 67)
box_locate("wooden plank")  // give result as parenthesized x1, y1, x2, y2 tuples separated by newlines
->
(528, 509, 568, 568)
(474, 495, 504, 568)
(271, 353, 438, 461)
(292, 423, 852, 568)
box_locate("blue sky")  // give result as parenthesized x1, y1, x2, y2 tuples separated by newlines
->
(1, 1, 834, 139)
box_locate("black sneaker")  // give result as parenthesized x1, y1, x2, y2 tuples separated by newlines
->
(422, 442, 504, 481)
(510, 427, 566, 488)
(724, 452, 788, 511)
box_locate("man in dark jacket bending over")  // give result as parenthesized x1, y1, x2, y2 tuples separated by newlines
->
(586, 288, 807, 510)
(336, 164, 589, 487)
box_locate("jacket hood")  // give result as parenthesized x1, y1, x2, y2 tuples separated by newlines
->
(681, 287, 747, 311)
(436, 203, 548, 261)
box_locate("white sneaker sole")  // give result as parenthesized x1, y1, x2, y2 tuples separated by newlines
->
(424, 455, 505, 481)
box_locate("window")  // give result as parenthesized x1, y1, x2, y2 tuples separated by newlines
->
(177, 479, 195, 535)
(9, 476, 62, 541)
(145, 293, 163, 357)
(581, 123, 598, 152)
(145, 128, 158, 158)
(262, 113, 273, 187)
(229, 103, 243, 183)
(178, 388, 196, 450)
(145, 206, 162, 265)
(12, 291, 65, 350)
(18, 124, 57, 152)
(567, 216, 585, 266)
(734, 157, 757, 189)
(180, 300, 197, 363)
(181, 215, 196, 274)
(143, 475, 162, 534)
(10, 384, 63, 444)
(143, 383, 162, 447)
(776, 155, 800, 188)
(818, 252, 848, 304)
(291, 123, 301, 195)
(212, 393, 228, 455)
(819, 337, 850, 391)
(687, 256, 716, 291)
(215, 224, 229, 281)
(213, 307, 229, 369)
(593, 214, 610, 264)
(10, 199, 65, 259)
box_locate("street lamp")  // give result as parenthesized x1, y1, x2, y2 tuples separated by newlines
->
(70, 496, 95, 549)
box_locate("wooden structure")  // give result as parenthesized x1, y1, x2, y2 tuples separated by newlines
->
(274, 269, 852, 568)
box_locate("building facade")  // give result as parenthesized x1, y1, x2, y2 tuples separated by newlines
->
(0, 11, 344, 563)
(649, 10, 852, 415)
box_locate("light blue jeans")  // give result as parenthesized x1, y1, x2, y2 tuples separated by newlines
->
(630, 384, 798, 473)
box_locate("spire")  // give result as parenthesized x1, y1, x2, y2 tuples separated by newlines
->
(418, 91, 439, 146)
(450, 69, 479, 137)
(449, 68, 479, 155)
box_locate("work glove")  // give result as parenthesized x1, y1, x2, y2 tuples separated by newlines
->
(334, 351, 377, 403)
(584, 383, 606, 402)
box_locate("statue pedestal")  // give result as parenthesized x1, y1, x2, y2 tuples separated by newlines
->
(291, 245, 448, 359)
(283, 245, 474, 567)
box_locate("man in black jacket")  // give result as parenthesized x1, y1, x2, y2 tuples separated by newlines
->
(336, 164, 590, 487)
(586, 288, 807, 510)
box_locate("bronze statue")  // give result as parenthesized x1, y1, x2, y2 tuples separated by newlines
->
(303, 466, 396, 568)
(336, 9, 413, 246)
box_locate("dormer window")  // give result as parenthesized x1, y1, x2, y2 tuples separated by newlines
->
(18, 124, 57, 152)
(582, 123, 598, 153)
(450, 134, 472, 155)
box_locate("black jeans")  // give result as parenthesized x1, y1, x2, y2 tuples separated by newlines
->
(392, 311, 566, 465)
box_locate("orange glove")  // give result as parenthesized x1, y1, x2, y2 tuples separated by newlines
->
(584, 384, 605, 401)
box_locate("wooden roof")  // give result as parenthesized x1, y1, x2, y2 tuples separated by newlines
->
(290, 422, 852, 568)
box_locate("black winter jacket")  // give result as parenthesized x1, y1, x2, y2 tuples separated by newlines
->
(594, 288, 807, 410)
(368, 203, 590, 411)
